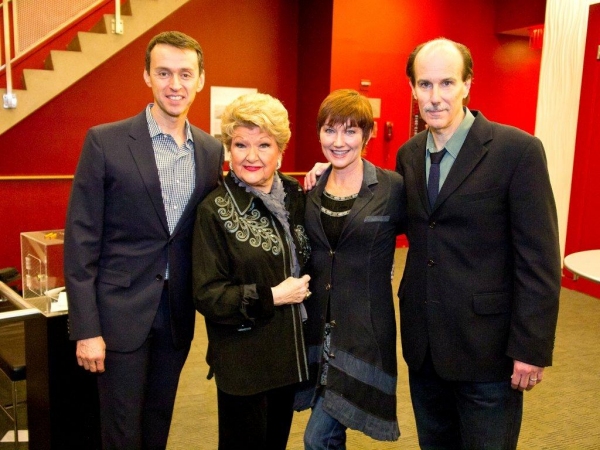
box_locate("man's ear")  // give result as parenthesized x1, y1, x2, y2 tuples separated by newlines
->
(463, 77, 472, 98)
(143, 70, 152, 88)
(409, 80, 418, 99)
(197, 71, 206, 92)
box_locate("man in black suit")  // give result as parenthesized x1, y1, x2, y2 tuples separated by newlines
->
(64, 31, 223, 449)
(396, 38, 561, 449)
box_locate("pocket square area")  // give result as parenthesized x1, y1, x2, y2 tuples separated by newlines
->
(364, 215, 390, 222)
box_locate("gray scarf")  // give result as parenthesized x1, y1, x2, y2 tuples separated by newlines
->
(231, 170, 300, 278)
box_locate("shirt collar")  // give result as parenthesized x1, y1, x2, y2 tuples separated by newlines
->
(426, 107, 475, 159)
(145, 103, 194, 144)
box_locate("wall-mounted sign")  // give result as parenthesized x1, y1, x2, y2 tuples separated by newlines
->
(410, 97, 427, 137)
(210, 86, 258, 138)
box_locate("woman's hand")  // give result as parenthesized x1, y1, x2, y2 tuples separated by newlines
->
(272, 274, 311, 305)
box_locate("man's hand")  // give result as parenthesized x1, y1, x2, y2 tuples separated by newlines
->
(76, 336, 106, 373)
(303, 162, 331, 191)
(511, 360, 544, 391)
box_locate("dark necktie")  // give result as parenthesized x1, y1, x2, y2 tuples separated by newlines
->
(428, 149, 447, 207)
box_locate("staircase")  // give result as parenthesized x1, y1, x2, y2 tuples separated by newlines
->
(0, 0, 191, 136)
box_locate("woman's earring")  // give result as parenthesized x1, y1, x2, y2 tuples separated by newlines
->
(276, 159, 282, 170)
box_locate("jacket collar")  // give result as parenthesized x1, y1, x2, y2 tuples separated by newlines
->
(127, 111, 170, 234)
(307, 159, 380, 249)
(308, 159, 378, 234)
(311, 158, 379, 199)
(222, 171, 295, 215)
(222, 172, 254, 214)
(127, 109, 219, 237)
(415, 110, 492, 213)
(435, 110, 491, 208)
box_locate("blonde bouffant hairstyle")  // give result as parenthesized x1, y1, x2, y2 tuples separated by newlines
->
(220, 93, 291, 153)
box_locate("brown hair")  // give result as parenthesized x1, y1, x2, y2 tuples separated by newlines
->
(317, 89, 374, 148)
(145, 31, 204, 74)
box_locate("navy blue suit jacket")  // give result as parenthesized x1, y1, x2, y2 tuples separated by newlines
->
(65, 110, 223, 351)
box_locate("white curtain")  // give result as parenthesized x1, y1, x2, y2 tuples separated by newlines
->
(535, 0, 600, 259)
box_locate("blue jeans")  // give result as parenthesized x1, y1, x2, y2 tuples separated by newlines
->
(409, 354, 523, 450)
(304, 396, 347, 450)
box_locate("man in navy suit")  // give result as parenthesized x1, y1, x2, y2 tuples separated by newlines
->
(396, 38, 561, 449)
(64, 31, 223, 449)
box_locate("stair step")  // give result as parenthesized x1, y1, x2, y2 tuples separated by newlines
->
(1, 0, 191, 135)
(77, 15, 136, 53)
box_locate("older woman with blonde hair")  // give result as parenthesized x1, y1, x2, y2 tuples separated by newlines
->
(192, 92, 311, 450)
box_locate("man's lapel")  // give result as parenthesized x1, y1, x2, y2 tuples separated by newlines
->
(434, 114, 492, 210)
(128, 113, 169, 234)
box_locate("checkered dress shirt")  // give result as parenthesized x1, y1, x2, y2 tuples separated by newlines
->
(146, 105, 196, 234)
(146, 105, 196, 278)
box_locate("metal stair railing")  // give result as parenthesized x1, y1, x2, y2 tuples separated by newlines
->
(1, 0, 118, 110)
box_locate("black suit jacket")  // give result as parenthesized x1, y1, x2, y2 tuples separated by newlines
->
(396, 111, 561, 382)
(65, 110, 223, 351)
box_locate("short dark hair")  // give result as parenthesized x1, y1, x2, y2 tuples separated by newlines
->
(405, 37, 473, 86)
(317, 89, 374, 148)
(145, 31, 204, 74)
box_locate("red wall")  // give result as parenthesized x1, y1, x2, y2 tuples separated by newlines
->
(0, 0, 301, 270)
(327, 0, 542, 171)
(0, 0, 545, 272)
(561, 3, 600, 299)
(294, 0, 333, 172)
(318, 0, 543, 248)
(495, 0, 546, 33)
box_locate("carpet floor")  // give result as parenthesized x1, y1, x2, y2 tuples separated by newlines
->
(168, 248, 600, 449)
(2, 248, 599, 449)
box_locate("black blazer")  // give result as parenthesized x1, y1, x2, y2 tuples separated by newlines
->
(65, 110, 224, 351)
(301, 160, 406, 440)
(396, 111, 561, 382)
(192, 172, 310, 396)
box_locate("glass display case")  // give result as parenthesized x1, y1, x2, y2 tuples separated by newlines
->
(4, 229, 101, 449)
(19, 229, 67, 315)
